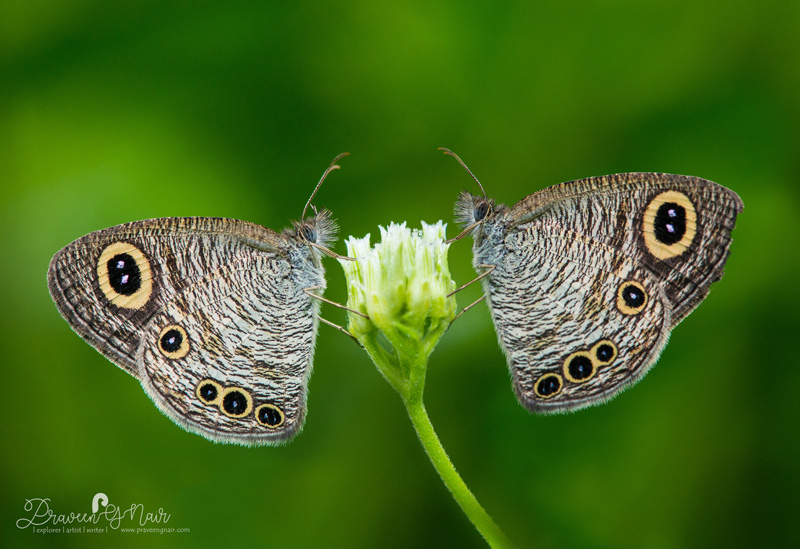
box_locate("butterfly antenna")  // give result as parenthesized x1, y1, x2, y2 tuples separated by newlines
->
(438, 147, 487, 199)
(301, 152, 350, 222)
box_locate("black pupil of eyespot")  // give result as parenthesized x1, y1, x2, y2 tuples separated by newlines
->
(474, 202, 489, 221)
(160, 329, 183, 352)
(300, 225, 317, 242)
(596, 344, 614, 362)
(622, 285, 646, 308)
(199, 383, 218, 403)
(569, 355, 594, 380)
(537, 376, 560, 396)
(223, 391, 247, 415)
(259, 406, 283, 426)
(107, 253, 141, 295)
(654, 202, 686, 244)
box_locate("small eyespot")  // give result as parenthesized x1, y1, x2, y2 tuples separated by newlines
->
(220, 387, 253, 418)
(563, 351, 596, 383)
(158, 325, 190, 359)
(97, 242, 153, 309)
(299, 224, 317, 243)
(255, 404, 285, 428)
(473, 201, 490, 222)
(592, 340, 618, 364)
(642, 190, 697, 259)
(196, 379, 222, 405)
(617, 281, 648, 315)
(534, 373, 563, 398)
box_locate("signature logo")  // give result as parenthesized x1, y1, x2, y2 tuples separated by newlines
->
(16, 493, 172, 531)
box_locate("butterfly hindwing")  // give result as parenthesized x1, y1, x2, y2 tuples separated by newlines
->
(485, 218, 671, 411)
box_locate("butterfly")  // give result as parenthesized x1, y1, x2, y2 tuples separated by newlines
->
(47, 155, 348, 445)
(444, 149, 743, 413)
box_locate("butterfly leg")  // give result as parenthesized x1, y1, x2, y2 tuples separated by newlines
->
(447, 264, 495, 297)
(306, 240, 356, 261)
(446, 219, 482, 244)
(318, 316, 363, 347)
(449, 295, 486, 326)
(303, 287, 370, 319)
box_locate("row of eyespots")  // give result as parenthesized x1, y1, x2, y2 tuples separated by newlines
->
(195, 379, 285, 428)
(534, 340, 618, 399)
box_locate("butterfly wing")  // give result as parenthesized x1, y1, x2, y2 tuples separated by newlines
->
(476, 173, 742, 412)
(506, 173, 743, 325)
(48, 217, 326, 445)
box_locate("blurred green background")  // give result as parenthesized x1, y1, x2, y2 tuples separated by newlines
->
(2, 1, 798, 548)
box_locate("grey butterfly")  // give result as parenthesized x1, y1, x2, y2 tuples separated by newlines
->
(446, 150, 743, 413)
(48, 156, 346, 445)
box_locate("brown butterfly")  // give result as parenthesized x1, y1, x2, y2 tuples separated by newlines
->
(446, 149, 743, 412)
(48, 155, 349, 445)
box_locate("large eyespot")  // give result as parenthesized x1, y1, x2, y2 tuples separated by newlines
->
(642, 190, 697, 259)
(220, 387, 253, 418)
(255, 403, 285, 429)
(534, 373, 563, 399)
(97, 242, 153, 309)
(299, 223, 317, 243)
(563, 351, 596, 383)
(617, 281, 648, 315)
(158, 325, 190, 359)
(592, 340, 618, 364)
(196, 379, 222, 405)
(473, 200, 490, 222)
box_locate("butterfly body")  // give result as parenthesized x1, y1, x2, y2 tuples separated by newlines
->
(48, 213, 337, 445)
(455, 173, 743, 413)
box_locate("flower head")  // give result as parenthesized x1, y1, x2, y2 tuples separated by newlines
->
(338, 221, 456, 397)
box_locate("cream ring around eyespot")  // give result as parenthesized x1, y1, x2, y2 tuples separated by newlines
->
(642, 190, 697, 260)
(255, 403, 285, 429)
(591, 340, 618, 365)
(96, 241, 153, 309)
(616, 281, 648, 316)
(563, 351, 597, 383)
(219, 387, 253, 418)
(158, 325, 190, 359)
(196, 379, 223, 406)
(534, 373, 563, 399)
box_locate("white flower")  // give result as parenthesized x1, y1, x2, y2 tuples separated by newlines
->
(338, 221, 457, 395)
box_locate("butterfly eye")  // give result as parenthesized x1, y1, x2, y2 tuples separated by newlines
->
(220, 387, 253, 418)
(473, 201, 490, 222)
(97, 241, 153, 309)
(255, 403, 285, 428)
(299, 224, 317, 243)
(158, 325, 190, 359)
(563, 351, 596, 383)
(642, 190, 697, 259)
(196, 379, 223, 405)
(616, 281, 648, 315)
(534, 373, 563, 398)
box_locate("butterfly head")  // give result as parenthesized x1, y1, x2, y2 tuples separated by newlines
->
(292, 208, 338, 249)
(455, 191, 497, 230)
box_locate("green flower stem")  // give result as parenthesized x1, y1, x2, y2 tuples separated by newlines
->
(338, 222, 515, 548)
(404, 397, 514, 549)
